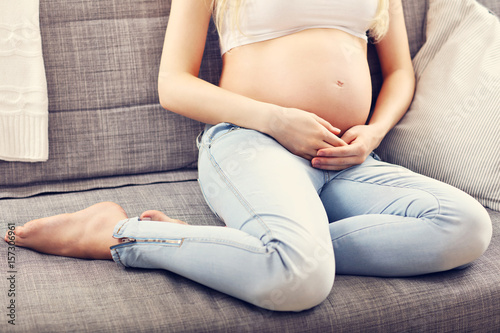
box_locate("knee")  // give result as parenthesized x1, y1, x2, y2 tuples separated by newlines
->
(458, 199, 492, 261)
(252, 245, 336, 312)
(439, 196, 492, 269)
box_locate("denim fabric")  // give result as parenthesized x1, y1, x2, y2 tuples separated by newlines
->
(110, 122, 492, 311)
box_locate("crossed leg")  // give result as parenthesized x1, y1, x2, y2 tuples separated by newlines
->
(4, 202, 186, 260)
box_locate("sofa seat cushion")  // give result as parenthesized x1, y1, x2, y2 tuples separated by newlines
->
(1, 181, 499, 332)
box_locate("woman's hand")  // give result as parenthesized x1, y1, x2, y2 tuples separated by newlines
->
(311, 124, 384, 171)
(265, 107, 347, 161)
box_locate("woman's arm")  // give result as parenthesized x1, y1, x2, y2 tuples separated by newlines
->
(367, 0, 416, 138)
(158, 0, 345, 160)
(312, 0, 415, 170)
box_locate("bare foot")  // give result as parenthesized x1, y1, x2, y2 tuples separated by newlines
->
(5, 202, 126, 260)
(140, 210, 188, 225)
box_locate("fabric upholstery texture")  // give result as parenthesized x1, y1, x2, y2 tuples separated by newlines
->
(377, 0, 500, 211)
(1, 181, 499, 332)
(0, 0, 210, 195)
(0, 0, 499, 332)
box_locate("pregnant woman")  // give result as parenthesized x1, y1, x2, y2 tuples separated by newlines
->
(6, 0, 491, 312)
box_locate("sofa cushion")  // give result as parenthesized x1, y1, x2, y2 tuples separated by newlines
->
(0, 0, 219, 197)
(377, 0, 500, 211)
(1, 181, 499, 332)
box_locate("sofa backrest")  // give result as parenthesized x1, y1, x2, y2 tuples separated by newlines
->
(6, 0, 497, 198)
(0, 0, 218, 197)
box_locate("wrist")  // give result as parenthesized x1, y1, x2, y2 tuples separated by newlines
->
(255, 103, 284, 137)
(365, 122, 388, 148)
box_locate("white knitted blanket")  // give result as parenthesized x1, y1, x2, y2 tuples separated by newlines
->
(0, 0, 48, 162)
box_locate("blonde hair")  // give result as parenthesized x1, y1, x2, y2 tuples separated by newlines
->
(212, 0, 390, 42)
(369, 0, 390, 42)
(211, 0, 242, 35)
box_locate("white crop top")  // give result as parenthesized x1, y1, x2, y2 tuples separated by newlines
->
(219, 0, 378, 55)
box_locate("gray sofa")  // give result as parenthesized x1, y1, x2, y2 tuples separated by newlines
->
(1, 0, 499, 332)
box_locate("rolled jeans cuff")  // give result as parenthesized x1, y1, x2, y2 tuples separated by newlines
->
(110, 217, 140, 268)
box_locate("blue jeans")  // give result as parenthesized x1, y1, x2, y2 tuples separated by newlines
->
(110, 123, 492, 311)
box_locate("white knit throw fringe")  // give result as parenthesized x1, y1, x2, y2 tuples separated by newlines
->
(0, 0, 48, 162)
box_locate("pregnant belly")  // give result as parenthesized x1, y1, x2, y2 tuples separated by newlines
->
(219, 28, 373, 133)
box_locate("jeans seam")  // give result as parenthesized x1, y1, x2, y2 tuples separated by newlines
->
(110, 248, 126, 267)
(205, 123, 241, 148)
(333, 176, 442, 226)
(115, 218, 133, 235)
(204, 134, 275, 240)
(331, 220, 404, 242)
(318, 171, 330, 195)
(181, 237, 271, 254)
(113, 238, 268, 254)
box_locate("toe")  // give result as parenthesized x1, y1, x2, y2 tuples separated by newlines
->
(13, 226, 24, 238)
(140, 210, 187, 225)
(140, 210, 172, 222)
